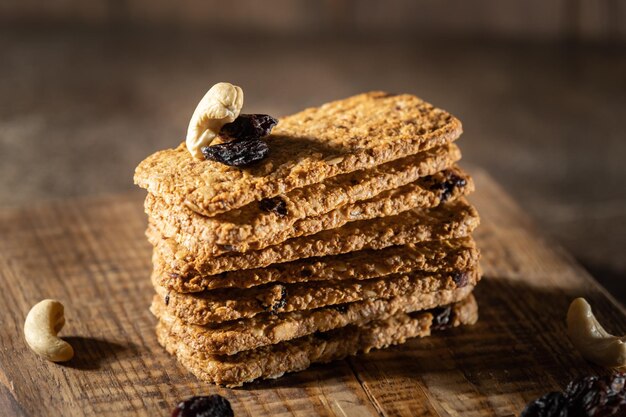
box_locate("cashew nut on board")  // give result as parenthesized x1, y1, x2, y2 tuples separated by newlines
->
(24, 299, 74, 362)
(185, 82, 244, 159)
(567, 297, 626, 367)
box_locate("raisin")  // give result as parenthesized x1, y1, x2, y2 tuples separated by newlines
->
(259, 197, 288, 216)
(171, 395, 234, 417)
(165, 294, 170, 306)
(440, 173, 467, 203)
(521, 373, 626, 417)
(452, 271, 469, 287)
(423, 170, 467, 203)
(431, 306, 452, 330)
(201, 139, 269, 167)
(220, 114, 277, 142)
(270, 286, 288, 314)
(520, 392, 568, 417)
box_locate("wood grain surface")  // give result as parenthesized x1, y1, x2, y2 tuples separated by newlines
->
(0, 169, 624, 417)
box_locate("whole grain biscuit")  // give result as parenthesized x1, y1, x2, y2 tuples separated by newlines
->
(151, 285, 475, 355)
(153, 267, 480, 323)
(145, 145, 462, 254)
(134, 92, 462, 217)
(148, 165, 472, 256)
(149, 198, 480, 277)
(156, 295, 478, 387)
(154, 237, 479, 292)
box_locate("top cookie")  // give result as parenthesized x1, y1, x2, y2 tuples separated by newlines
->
(134, 92, 462, 217)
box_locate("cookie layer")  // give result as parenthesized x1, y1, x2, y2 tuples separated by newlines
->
(152, 285, 475, 355)
(156, 295, 478, 387)
(154, 237, 479, 293)
(145, 146, 463, 255)
(135, 92, 462, 217)
(153, 267, 480, 323)
(148, 166, 472, 256)
(149, 198, 480, 277)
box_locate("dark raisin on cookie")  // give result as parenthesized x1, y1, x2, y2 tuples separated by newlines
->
(423, 170, 467, 203)
(270, 286, 288, 314)
(259, 196, 288, 216)
(164, 294, 170, 306)
(201, 139, 269, 167)
(521, 373, 626, 417)
(452, 271, 469, 287)
(171, 395, 234, 417)
(219, 114, 277, 142)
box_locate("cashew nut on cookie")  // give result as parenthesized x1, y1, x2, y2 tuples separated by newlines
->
(24, 299, 74, 362)
(186, 82, 244, 159)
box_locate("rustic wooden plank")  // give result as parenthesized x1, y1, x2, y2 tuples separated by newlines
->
(0, 170, 624, 416)
(345, 169, 626, 417)
(0, 196, 380, 416)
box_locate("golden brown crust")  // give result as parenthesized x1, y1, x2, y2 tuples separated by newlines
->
(153, 267, 480, 324)
(147, 165, 472, 256)
(151, 285, 476, 355)
(149, 198, 480, 276)
(134, 92, 462, 217)
(155, 295, 478, 387)
(154, 237, 479, 292)
(145, 146, 463, 254)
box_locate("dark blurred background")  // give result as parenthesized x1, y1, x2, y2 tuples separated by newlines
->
(0, 1, 625, 301)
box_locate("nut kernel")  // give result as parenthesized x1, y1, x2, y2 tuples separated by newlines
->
(186, 82, 244, 159)
(24, 299, 74, 362)
(567, 297, 626, 367)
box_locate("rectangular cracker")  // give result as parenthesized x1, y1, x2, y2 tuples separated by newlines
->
(153, 267, 480, 323)
(151, 285, 475, 355)
(149, 197, 480, 276)
(147, 165, 472, 256)
(156, 295, 478, 387)
(154, 237, 479, 293)
(145, 145, 460, 255)
(134, 92, 462, 217)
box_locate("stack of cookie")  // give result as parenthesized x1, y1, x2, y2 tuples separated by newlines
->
(134, 92, 481, 387)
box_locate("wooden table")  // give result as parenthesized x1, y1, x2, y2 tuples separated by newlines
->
(0, 170, 624, 416)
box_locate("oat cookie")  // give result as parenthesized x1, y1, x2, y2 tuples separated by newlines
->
(146, 145, 462, 253)
(149, 198, 480, 276)
(153, 267, 480, 323)
(135, 92, 462, 217)
(152, 285, 475, 355)
(156, 295, 478, 387)
(154, 237, 479, 292)
(148, 165, 472, 256)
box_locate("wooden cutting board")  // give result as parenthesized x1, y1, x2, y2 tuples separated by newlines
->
(0, 169, 624, 417)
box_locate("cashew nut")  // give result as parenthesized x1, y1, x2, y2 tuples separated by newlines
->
(567, 297, 626, 367)
(185, 82, 244, 159)
(24, 299, 74, 362)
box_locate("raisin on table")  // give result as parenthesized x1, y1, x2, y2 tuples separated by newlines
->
(171, 395, 234, 417)
(521, 373, 626, 417)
